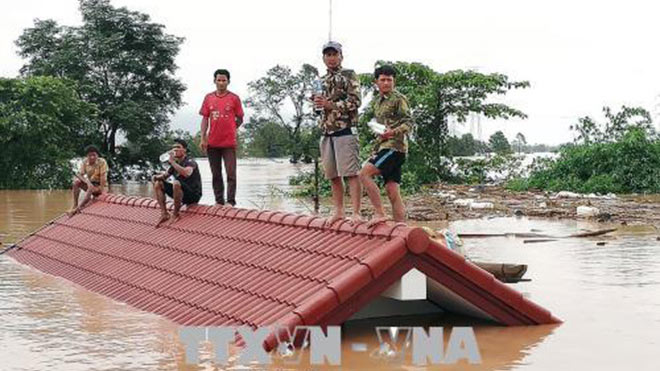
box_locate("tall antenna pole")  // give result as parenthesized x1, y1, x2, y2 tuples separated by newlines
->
(328, 0, 333, 41)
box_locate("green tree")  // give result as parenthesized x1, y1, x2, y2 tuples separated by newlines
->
(16, 0, 185, 165)
(245, 64, 319, 162)
(571, 106, 656, 144)
(242, 117, 292, 158)
(508, 106, 660, 194)
(359, 62, 528, 182)
(0, 77, 98, 189)
(512, 132, 527, 154)
(445, 133, 479, 156)
(489, 131, 512, 154)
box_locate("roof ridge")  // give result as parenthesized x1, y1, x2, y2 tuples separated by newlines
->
(97, 193, 414, 240)
(418, 239, 560, 325)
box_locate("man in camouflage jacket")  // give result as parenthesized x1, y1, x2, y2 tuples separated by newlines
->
(313, 41, 362, 225)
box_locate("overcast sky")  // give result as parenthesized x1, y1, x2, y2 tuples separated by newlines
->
(2, 0, 660, 144)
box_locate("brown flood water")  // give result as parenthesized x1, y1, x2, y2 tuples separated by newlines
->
(1, 158, 659, 370)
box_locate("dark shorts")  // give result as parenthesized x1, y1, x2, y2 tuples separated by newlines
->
(163, 181, 201, 205)
(369, 149, 406, 184)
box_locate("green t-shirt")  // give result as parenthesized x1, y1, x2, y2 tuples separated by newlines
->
(371, 90, 413, 153)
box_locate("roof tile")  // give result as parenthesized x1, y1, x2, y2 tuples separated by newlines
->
(7, 194, 560, 352)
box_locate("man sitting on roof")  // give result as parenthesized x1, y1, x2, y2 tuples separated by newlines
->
(152, 139, 202, 226)
(68, 145, 108, 216)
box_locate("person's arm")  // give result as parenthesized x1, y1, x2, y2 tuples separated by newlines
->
(235, 95, 244, 128)
(322, 71, 361, 114)
(169, 157, 193, 178)
(200, 116, 209, 153)
(152, 170, 170, 182)
(97, 160, 108, 191)
(76, 162, 94, 186)
(382, 96, 413, 139)
(392, 96, 413, 135)
(199, 95, 210, 153)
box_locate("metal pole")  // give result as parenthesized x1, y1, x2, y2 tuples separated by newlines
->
(314, 156, 320, 214)
(328, 0, 332, 41)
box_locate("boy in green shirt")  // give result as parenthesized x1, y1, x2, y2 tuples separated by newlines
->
(359, 65, 413, 226)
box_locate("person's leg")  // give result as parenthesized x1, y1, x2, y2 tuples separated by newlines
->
(347, 176, 362, 223)
(359, 163, 388, 226)
(320, 136, 343, 226)
(179, 181, 201, 206)
(385, 181, 406, 223)
(223, 147, 237, 206)
(171, 180, 183, 220)
(334, 135, 362, 223)
(207, 147, 225, 205)
(69, 179, 81, 214)
(153, 179, 170, 225)
(77, 186, 95, 210)
(327, 176, 345, 225)
(71, 179, 82, 208)
(68, 179, 88, 215)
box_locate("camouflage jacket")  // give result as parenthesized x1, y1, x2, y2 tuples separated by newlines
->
(319, 67, 361, 134)
(371, 89, 413, 153)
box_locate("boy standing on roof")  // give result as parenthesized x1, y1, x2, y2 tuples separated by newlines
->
(199, 69, 244, 207)
(314, 41, 363, 225)
(360, 65, 413, 226)
(68, 145, 108, 216)
(152, 139, 202, 226)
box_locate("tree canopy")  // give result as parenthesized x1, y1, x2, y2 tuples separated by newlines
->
(0, 77, 98, 189)
(245, 64, 320, 162)
(488, 131, 512, 154)
(15, 0, 186, 172)
(358, 61, 529, 182)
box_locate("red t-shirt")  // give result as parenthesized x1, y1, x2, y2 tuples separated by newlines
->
(199, 91, 244, 148)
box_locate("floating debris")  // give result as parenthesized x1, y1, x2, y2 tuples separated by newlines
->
(577, 206, 600, 217)
(523, 239, 559, 244)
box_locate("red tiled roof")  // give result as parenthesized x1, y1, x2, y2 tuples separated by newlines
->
(7, 194, 560, 350)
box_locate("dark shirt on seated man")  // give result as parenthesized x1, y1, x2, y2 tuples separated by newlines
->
(152, 139, 202, 226)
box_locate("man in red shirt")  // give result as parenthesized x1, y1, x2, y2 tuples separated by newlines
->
(199, 69, 244, 206)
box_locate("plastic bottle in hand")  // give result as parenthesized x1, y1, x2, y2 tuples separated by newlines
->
(312, 79, 324, 115)
(159, 150, 172, 163)
(367, 119, 386, 135)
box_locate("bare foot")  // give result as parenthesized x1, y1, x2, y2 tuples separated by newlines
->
(366, 215, 389, 228)
(67, 207, 79, 217)
(168, 213, 180, 225)
(349, 215, 364, 225)
(155, 213, 170, 227)
(324, 214, 345, 228)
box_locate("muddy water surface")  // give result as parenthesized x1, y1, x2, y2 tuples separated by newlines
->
(1, 159, 659, 370)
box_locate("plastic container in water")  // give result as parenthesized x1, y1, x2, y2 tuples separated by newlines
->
(470, 201, 494, 209)
(577, 205, 599, 217)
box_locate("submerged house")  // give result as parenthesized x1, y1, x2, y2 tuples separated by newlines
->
(5, 194, 560, 351)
